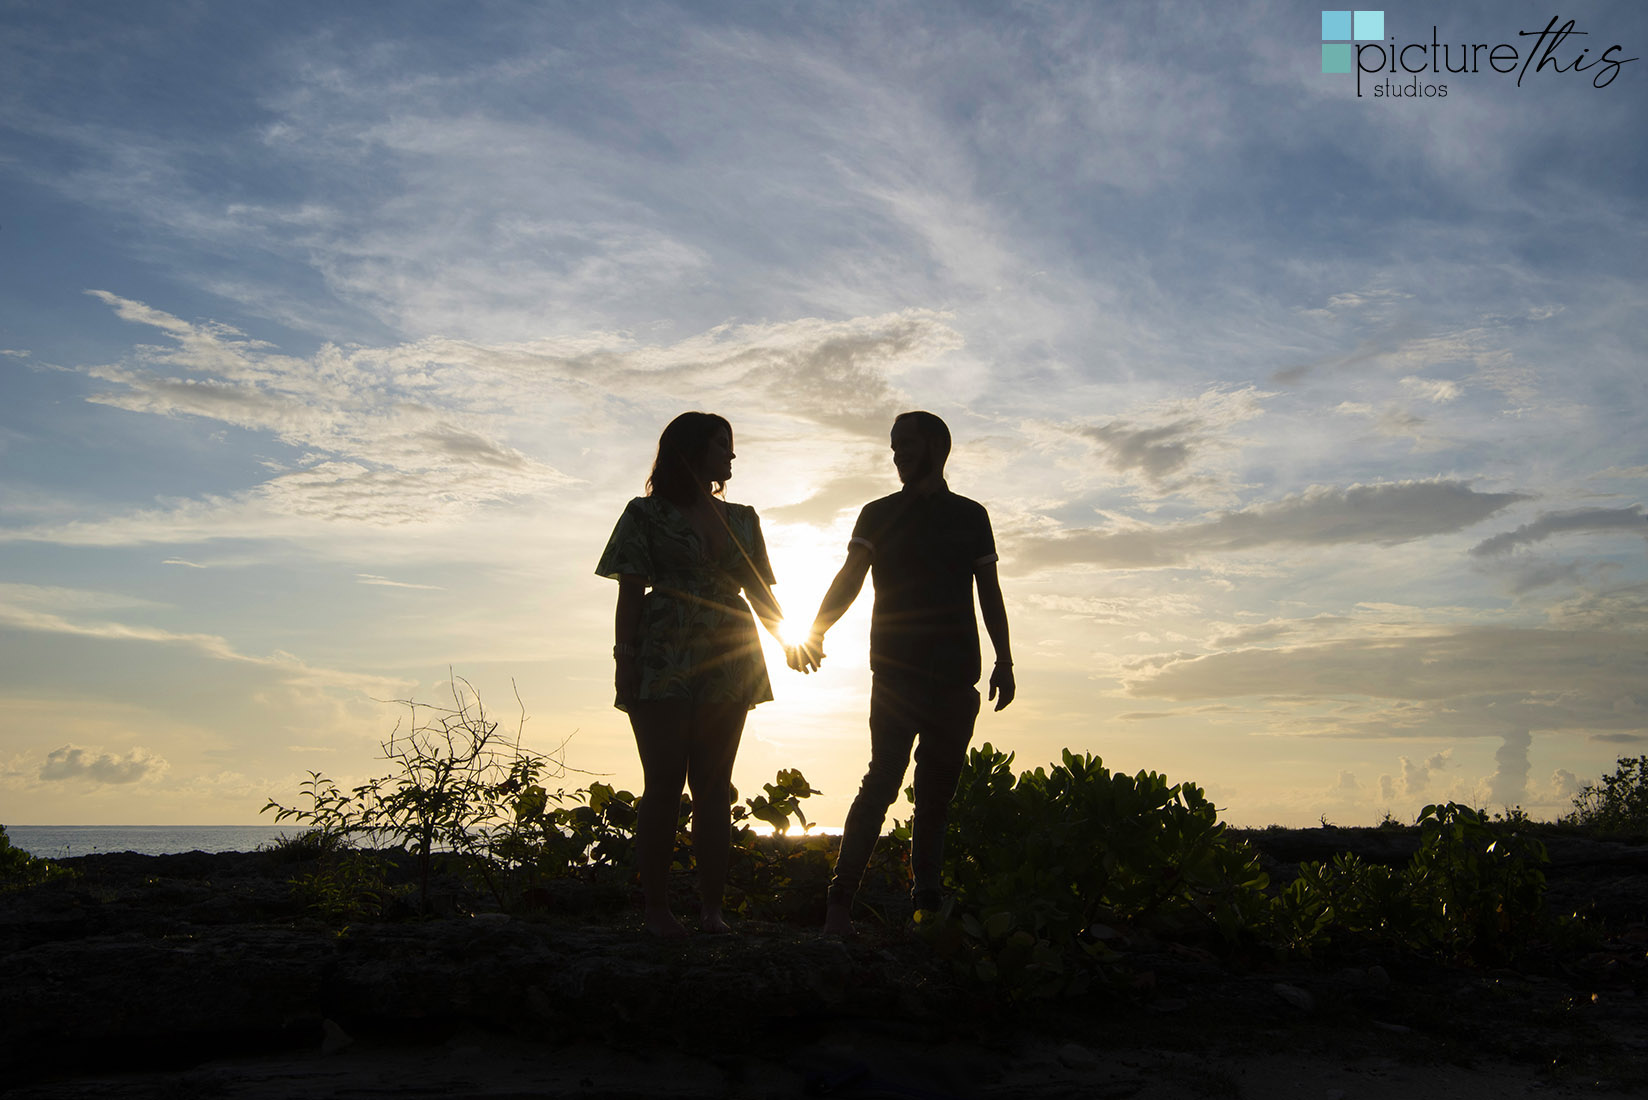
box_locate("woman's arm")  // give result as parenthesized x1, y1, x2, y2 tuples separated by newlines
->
(745, 577, 786, 642)
(614, 574, 646, 703)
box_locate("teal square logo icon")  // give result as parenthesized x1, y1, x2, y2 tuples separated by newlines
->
(1322, 10, 1382, 73)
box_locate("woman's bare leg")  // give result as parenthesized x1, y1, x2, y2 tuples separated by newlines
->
(629, 701, 691, 939)
(686, 702, 747, 932)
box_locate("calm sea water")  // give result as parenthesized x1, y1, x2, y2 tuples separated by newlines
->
(6, 825, 295, 859)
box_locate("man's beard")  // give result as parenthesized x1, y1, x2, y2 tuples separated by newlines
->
(900, 451, 935, 484)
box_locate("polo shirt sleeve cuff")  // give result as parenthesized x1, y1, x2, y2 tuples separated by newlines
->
(849, 536, 875, 552)
(973, 552, 999, 566)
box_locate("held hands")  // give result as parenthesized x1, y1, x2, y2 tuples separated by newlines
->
(785, 632, 826, 674)
(988, 660, 1016, 712)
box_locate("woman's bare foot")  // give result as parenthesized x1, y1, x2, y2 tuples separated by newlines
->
(700, 910, 732, 934)
(644, 910, 689, 940)
(823, 900, 853, 937)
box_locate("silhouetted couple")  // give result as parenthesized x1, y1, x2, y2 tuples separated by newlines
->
(595, 411, 1014, 939)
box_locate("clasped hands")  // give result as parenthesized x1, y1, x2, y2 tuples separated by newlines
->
(783, 632, 826, 674)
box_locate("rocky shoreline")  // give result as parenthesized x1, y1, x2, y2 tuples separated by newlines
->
(3, 830, 1645, 1098)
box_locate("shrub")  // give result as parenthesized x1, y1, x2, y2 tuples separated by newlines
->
(1563, 755, 1648, 836)
(264, 675, 573, 913)
(1271, 802, 1549, 964)
(0, 825, 74, 890)
(920, 745, 1272, 996)
(265, 676, 839, 921)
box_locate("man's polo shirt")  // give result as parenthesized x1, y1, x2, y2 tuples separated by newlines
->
(849, 482, 998, 686)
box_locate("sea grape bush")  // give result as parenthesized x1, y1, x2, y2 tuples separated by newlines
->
(917, 744, 1273, 996)
(1272, 802, 1550, 963)
(922, 750, 1561, 993)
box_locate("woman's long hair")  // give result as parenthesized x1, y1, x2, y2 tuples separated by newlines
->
(646, 411, 731, 507)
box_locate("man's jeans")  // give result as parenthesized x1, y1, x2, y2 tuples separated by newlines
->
(827, 673, 980, 908)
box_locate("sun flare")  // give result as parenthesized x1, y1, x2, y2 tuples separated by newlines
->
(760, 523, 871, 678)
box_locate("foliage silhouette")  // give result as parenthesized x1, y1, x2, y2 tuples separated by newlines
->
(1562, 755, 1648, 836)
(0, 825, 74, 890)
(258, 680, 1611, 988)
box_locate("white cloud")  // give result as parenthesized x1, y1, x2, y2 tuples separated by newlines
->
(4, 296, 961, 548)
(40, 744, 168, 785)
(1400, 377, 1462, 404)
(1488, 729, 1533, 807)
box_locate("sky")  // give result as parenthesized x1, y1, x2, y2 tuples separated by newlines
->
(1, 0, 1644, 829)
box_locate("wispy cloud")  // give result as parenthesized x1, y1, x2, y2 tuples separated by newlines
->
(0, 583, 406, 696)
(2, 296, 961, 548)
(1010, 480, 1529, 573)
(1471, 506, 1647, 557)
(355, 573, 443, 590)
(1125, 622, 1647, 741)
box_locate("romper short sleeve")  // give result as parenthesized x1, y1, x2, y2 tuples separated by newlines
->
(730, 505, 777, 590)
(595, 498, 654, 582)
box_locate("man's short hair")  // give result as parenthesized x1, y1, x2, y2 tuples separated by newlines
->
(894, 410, 951, 466)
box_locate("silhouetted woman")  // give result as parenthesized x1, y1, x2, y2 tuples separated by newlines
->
(595, 412, 785, 937)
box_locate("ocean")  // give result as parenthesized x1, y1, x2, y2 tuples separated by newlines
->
(6, 825, 296, 859)
(5, 822, 840, 859)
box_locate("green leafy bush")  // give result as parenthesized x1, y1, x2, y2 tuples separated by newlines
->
(1270, 802, 1549, 963)
(1563, 755, 1648, 835)
(920, 744, 1271, 996)
(0, 825, 74, 890)
(725, 769, 835, 921)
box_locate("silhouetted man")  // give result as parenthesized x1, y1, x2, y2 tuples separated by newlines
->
(790, 411, 1014, 935)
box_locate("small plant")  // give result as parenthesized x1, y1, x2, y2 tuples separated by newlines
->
(262, 827, 350, 863)
(1563, 755, 1648, 836)
(264, 674, 574, 913)
(289, 850, 403, 923)
(725, 769, 834, 921)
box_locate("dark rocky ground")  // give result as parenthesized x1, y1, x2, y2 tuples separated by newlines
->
(2, 829, 1645, 1099)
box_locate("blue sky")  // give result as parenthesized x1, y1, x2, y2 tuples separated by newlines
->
(2, 0, 1644, 826)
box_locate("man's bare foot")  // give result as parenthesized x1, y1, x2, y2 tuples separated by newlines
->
(700, 911, 732, 934)
(823, 900, 853, 936)
(644, 911, 689, 940)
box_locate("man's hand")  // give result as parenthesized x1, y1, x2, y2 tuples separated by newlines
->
(988, 661, 1015, 711)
